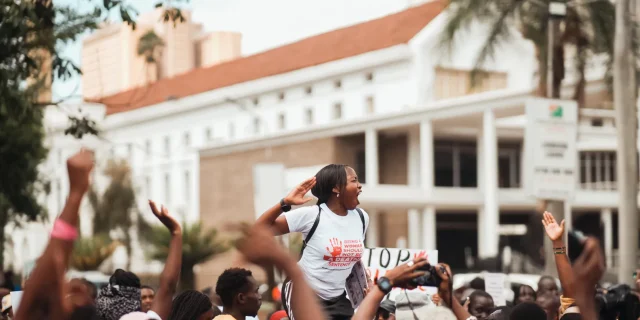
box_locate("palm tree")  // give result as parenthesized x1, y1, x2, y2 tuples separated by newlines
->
(145, 222, 229, 290)
(137, 30, 164, 80)
(70, 235, 120, 271)
(439, 0, 623, 274)
(440, 0, 616, 104)
(88, 159, 147, 270)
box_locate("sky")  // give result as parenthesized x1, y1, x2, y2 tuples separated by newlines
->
(52, 0, 412, 101)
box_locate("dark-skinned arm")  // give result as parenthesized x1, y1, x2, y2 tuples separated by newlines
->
(254, 177, 316, 235)
(542, 212, 575, 298)
(16, 151, 94, 320)
(148, 201, 183, 320)
(436, 264, 473, 320)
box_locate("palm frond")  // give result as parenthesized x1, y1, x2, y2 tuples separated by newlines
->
(70, 234, 119, 271)
(146, 222, 229, 265)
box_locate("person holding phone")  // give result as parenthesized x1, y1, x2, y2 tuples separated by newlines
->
(255, 164, 368, 320)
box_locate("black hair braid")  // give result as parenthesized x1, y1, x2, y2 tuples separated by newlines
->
(168, 290, 213, 320)
(311, 164, 348, 205)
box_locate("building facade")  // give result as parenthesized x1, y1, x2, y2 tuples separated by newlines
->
(30, 1, 638, 286)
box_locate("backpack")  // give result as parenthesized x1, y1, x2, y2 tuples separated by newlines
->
(299, 206, 366, 258)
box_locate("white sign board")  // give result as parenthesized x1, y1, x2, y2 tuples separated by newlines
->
(362, 248, 439, 299)
(525, 98, 578, 200)
(11, 291, 23, 313)
(484, 273, 506, 306)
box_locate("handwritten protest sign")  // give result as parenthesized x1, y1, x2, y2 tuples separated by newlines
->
(363, 248, 439, 297)
(345, 261, 369, 309)
(484, 273, 506, 306)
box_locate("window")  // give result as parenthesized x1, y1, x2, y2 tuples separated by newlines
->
(145, 176, 151, 198)
(164, 136, 171, 155)
(278, 92, 285, 101)
(184, 170, 191, 203)
(334, 80, 342, 89)
(333, 102, 343, 120)
(591, 118, 604, 127)
(183, 132, 191, 147)
(164, 173, 171, 205)
(56, 180, 62, 213)
(127, 143, 133, 160)
(278, 113, 286, 130)
(305, 108, 314, 125)
(366, 72, 374, 82)
(305, 86, 313, 95)
(253, 117, 261, 134)
(366, 96, 375, 114)
(252, 98, 259, 106)
(355, 150, 366, 184)
(205, 127, 212, 141)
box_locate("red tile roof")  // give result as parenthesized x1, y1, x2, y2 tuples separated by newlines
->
(95, 1, 445, 115)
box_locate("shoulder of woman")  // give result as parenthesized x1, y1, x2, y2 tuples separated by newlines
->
(288, 204, 320, 216)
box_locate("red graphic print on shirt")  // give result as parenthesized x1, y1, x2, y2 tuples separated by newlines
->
(323, 237, 364, 267)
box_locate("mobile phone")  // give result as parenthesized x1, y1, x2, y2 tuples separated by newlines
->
(567, 230, 587, 263)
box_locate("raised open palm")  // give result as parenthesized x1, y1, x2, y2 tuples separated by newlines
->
(284, 176, 316, 205)
(149, 200, 181, 235)
(542, 211, 565, 241)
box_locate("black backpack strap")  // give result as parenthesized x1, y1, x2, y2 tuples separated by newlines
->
(299, 206, 322, 258)
(355, 208, 366, 236)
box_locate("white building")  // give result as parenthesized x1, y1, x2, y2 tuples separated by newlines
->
(20, 1, 637, 284)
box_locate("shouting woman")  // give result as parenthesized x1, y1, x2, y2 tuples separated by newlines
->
(256, 164, 368, 320)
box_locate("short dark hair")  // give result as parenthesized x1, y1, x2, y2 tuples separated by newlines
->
(470, 277, 486, 291)
(141, 285, 155, 292)
(311, 164, 348, 204)
(215, 268, 254, 307)
(169, 290, 213, 320)
(469, 290, 494, 305)
(509, 302, 546, 320)
(109, 269, 140, 288)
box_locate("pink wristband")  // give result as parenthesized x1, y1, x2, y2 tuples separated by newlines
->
(51, 220, 78, 241)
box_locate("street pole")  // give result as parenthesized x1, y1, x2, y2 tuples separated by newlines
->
(613, 0, 638, 285)
(543, 1, 566, 277)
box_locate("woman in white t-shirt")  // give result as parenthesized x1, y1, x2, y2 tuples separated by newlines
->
(256, 164, 369, 320)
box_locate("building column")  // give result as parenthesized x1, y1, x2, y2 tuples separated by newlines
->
(365, 128, 379, 186)
(564, 201, 573, 238)
(479, 109, 499, 258)
(408, 209, 421, 249)
(422, 206, 436, 250)
(420, 120, 434, 194)
(601, 208, 613, 268)
(366, 209, 379, 248)
(477, 131, 484, 190)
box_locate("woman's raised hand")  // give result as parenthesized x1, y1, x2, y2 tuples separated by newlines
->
(283, 176, 316, 205)
(542, 211, 565, 241)
(149, 200, 182, 236)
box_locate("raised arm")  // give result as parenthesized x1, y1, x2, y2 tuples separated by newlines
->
(254, 177, 315, 235)
(542, 211, 575, 298)
(16, 150, 94, 320)
(572, 237, 605, 320)
(148, 200, 183, 320)
(236, 223, 326, 320)
(436, 263, 473, 320)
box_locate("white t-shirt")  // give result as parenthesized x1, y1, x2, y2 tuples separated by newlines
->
(284, 204, 369, 300)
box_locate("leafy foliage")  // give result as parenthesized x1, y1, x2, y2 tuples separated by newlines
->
(145, 222, 229, 290)
(70, 235, 120, 271)
(438, 0, 635, 104)
(88, 159, 148, 269)
(137, 30, 165, 63)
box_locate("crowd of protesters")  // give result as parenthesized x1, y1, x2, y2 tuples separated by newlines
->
(0, 149, 638, 320)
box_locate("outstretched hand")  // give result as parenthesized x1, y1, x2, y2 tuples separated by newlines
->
(149, 200, 181, 236)
(284, 176, 316, 206)
(67, 149, 95, 194)
(542, 211, 565, 241)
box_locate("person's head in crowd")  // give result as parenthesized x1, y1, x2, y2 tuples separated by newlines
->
(509, 302, 547, 320)
(268, 310, 289, 320)
(80, 278, 98, 301)
(168, 290, 214, 320)
(203, 287, 223, 308)
(215, 268, 262, 318)
(1, 294, 12, 320)
(468, 290, 495, 320)
(536, 292, 560, 320)
(377, 298, 396, 320)
(515, 285, 536, 304)
(470, 277, 486, 291)
(537, 276, 558, 296)
(311, 164, 362, 209)
(140, 285, 155, 313)
(96, 269, 142, 320)
(454, 286, 468, 304)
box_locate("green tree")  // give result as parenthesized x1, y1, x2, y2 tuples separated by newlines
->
(146, 222, 229, 291)
(137, 30, 165, 81)
(0, 0, 187, 270)
(70, 235, 120, 271)
(88, 159, 149, 270)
